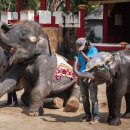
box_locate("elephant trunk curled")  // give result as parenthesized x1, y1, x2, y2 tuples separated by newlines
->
(73, 57, 94, 79)
(0, 22, 12, 50)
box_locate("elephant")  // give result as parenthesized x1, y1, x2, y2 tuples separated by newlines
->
(0, 47, 80, 110)
(0, 21, 81, 116)
(73, 50, 130, 126)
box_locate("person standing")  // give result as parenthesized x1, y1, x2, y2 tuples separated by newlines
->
(75, 37, 100, 123)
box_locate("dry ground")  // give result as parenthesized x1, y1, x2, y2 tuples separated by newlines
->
(0, 84, 130, 130)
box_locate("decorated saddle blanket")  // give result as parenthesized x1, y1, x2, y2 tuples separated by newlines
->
(85, 52, 112, 71)
(54, 54, 76, 80)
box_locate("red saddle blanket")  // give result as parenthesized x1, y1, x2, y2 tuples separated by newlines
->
(54, 63, 76, 80)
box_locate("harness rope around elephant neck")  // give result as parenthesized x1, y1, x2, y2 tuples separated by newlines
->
(104, 63, 113, 85)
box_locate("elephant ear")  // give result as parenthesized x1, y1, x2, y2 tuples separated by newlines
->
(36, 34, 52, 55)
(108, 53, 120, 76)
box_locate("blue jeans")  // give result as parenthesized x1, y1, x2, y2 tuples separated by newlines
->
(79, 78, 99, 119)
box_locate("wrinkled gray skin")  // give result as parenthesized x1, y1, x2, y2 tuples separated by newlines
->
(0, 47, 8, 77)
(0, 48, 80, 110)
(0, 21, 80, 116)
(73, 50, 130, 125)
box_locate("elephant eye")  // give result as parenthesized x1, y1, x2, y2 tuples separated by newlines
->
(21, 30, 26, 35)
(20, 30, 28, 40)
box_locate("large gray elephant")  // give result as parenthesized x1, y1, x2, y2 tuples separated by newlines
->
(0, 21, 80, 116)
(0, 47, 80, 110)
(73, 51, 130, 125)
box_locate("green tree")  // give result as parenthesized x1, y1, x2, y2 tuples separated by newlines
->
(46, 0, 100, 16)
(21, 0, 40, 11)
(70, 0, 100, 15)
(0, 0, 17, 11)
(0, 0, 100, 15)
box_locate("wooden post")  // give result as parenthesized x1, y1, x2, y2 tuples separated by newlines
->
(40, 0, 46, 10)
(103, 4, 108, 43)
(17, 0, 21, 19)
(66, 0, 70, 13)
(76, 4, 86, 38)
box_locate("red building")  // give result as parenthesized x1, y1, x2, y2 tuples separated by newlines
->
(88, 0, 130, 42)
(7, 0, 130, 51)
(88, 0, 130, 51)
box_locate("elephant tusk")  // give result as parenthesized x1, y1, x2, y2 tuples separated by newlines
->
(28, 36, 37, 43)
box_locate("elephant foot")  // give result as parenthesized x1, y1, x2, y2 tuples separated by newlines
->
(108, 117, 121, 126)
(28, 106, 44, 116)
(65, 98, 80, 112)
(122, 112, 130, 118)
(53, 97, 64, 109)
(28, 111, 40, 116)
(107, 116, 112, 123)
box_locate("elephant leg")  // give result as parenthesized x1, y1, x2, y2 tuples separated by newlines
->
(122, 93, 130, 118)
(106, 83, 114, 123)
(21, 78, 31, 106)
(65, 83, 81, 112)
(43, 97, 64, 109)
(109, 76, 127, 126)
(28, 81, 49, 116)
(21, 92, 29, 106)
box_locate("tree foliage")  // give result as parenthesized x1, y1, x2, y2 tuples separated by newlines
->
(0, 0, 40, 12)
(21, 0, 40, 11)
(70, 0, 100, 15)
(46, 0, 65, 11)
(0, 0, 17, 11)
(0, 0, 100, 16)
(46, 0, 100, 16)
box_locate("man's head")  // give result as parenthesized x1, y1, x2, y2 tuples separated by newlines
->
(76, 37, 91, 51)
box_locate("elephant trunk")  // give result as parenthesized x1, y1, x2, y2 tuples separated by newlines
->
(73, 57, 94, 79)
(0, 21, 10, 32)
(0, 64, 27, 98)
(0, 22, 12, 50)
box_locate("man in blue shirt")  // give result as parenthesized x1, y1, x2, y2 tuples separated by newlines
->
(76, 37, 99, 123)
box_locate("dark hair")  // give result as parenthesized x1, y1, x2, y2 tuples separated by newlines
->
(85, 40, 91, 46)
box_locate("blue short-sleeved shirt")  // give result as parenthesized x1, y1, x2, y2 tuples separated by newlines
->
(78, 46, 98, 72)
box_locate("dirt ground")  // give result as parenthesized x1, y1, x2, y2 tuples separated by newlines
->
(0, 83, 130, 130)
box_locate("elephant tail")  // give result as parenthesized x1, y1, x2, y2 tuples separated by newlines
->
(50, 78, 77, 95)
